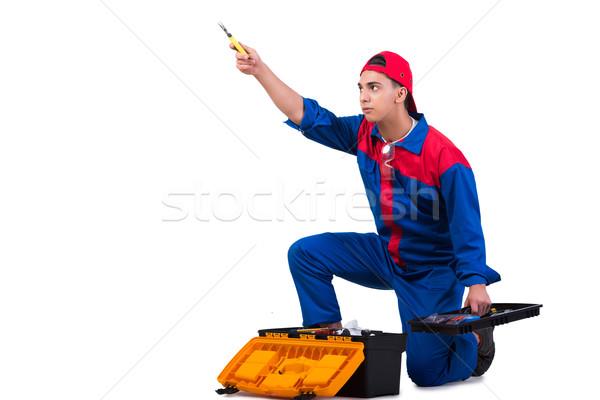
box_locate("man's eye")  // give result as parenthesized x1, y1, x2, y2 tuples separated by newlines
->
(371, 86, 378, 91)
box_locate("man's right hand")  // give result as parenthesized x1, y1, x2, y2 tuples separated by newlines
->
(230, 42, 264, 76)
(228, 42, 304, 125)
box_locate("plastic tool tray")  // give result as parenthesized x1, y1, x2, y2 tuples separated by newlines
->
(408, 303, 543, 335)
(216, 328, 407, 399)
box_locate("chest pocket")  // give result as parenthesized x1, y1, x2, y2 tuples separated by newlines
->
(357, 151, 378, 180)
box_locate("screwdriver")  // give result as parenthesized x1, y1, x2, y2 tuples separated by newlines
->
(218, 22, 247, 55)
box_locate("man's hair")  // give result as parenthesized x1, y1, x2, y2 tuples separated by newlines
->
(367, 55, 413, 111)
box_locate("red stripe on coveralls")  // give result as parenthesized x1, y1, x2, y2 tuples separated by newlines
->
(379, 169, 405, 269)
(357, 118, 405, 270)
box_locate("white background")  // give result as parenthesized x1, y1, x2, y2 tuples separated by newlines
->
(1, 1, 598, 399)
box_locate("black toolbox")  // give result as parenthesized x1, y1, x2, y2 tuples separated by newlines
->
(260, 328, 407, 398)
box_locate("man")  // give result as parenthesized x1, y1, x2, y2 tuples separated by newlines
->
(230, 42, 500, 386)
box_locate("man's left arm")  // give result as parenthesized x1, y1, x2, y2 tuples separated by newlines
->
(439, 160, 501, 316)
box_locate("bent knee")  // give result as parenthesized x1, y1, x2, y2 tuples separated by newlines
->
(287, 236, 320, 264)
(407, 357, 445, 387)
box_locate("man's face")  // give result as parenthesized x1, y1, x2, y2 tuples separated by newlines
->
(358, 70, 401, 123)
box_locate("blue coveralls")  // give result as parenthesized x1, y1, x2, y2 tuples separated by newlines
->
(285, 98, 501, 387)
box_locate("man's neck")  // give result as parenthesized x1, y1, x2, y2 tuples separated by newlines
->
(378, 109, 413, 142)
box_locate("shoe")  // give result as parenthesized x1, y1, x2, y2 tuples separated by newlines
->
(472, 327, 495, 376)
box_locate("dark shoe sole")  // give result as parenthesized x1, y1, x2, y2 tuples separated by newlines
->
(472, 327, 495, 377)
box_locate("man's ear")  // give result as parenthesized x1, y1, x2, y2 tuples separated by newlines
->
(394, 86, 407, 104)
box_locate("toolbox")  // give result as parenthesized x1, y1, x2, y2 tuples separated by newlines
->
(216, 327, 407, 399)
(408, 303, 543, 336)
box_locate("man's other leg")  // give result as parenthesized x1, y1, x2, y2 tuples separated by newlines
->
(395, 266, 478, 386)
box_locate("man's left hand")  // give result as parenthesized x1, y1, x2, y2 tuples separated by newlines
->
(464, 283, 492, 316)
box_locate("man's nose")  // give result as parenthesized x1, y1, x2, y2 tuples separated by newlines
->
(360, 90, 369, 102)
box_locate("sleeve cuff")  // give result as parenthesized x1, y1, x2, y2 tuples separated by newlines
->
(284, 97, 330, 132)
(454, 262, 501, 287)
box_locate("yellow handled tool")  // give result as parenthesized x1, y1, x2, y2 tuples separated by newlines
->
(218, 22, 247, 55)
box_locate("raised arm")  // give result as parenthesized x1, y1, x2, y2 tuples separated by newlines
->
(230, 42, 304, 125)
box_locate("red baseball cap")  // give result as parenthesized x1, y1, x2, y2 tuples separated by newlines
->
(360, 51, 417, 113)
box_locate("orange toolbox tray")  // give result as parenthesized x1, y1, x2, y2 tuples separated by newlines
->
(216, 328, 407, 399)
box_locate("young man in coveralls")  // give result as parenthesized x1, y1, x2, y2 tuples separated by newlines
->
(230, 42, 500, 386)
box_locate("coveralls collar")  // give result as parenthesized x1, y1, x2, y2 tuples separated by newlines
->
(371, 112, 428, 155)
